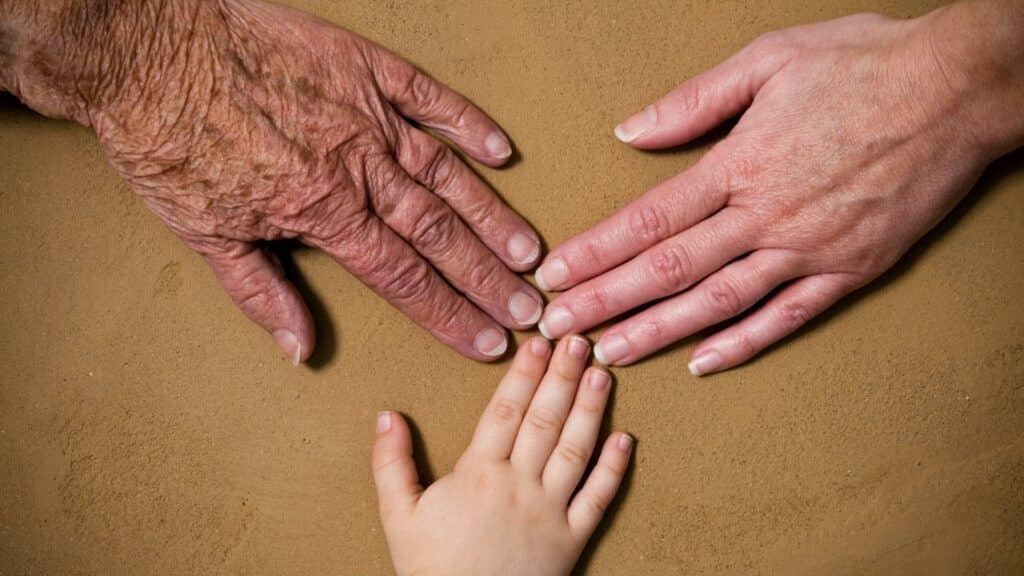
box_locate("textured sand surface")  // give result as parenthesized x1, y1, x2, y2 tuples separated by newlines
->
(2, 1, 1023, 574)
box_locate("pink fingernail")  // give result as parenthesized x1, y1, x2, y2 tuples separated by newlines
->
(617, 433, 633, 451)
(509, 291, 542, 326)
(474, 328, 508, 357)
(273, 329, 302, 365)
(485, 132, 512, 159)
(538, 306, 573, 339)
(508, 233, 540, 265)
(614, 105, 657, 143)
(529, 337, 550, 356)
(535, 258, 569, 291)
(688, 350, 722, 376)
(376, 412, 393, 434)
(589, 369, 610, 391)
(594, 334, 629, 365)
(567, 336, 590, 359)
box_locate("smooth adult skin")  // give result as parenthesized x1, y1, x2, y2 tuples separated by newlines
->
(373, 336, 632, 575)
(536, 0, 1024, 375)
(0, 0, 544, 363)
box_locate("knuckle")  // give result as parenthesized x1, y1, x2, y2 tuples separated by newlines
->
(777, 300, 812, 331)
(409, 70, 442, 108)
(676, 79, 703, 117)
(705, 278, 745, 318)
(526, 408, 563, 433)
(628, 205, 670, 244)
(575, 289, 609, 318)
(379, 259, 434, 306)
(735, 331, 759, 359)
(556, 441, 592, 468)
(489, 398, 523, 423)
(410, 205, 461, 255)
(466, 260, 503, 294)
(581, 493, 608, 517)
(411, 141, 457, 191)
(649, 244, 693, 292)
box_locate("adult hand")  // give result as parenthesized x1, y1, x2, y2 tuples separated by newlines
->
(535, 1, 1024, 375)
(373, 336, 632, 576)
(0, 0, 543, 363)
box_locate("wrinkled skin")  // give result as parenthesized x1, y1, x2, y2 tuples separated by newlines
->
(373, 336, 632, 576)
(3, 0, 544, 362)
(536, 2, 1024, 375)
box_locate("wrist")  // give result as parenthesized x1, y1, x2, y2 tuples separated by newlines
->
(921, 0, 1024, 159)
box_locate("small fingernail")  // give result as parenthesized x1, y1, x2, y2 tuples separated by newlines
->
(529, 336, 550, 356)
(485, 132, 512, 159)
(508, 233, 541, 266)
(538, 306, 573, 339)
(475, 327, 508, 357)
(376, 411, 393, 434)
(594, 334, 629, 365)
(688, 350, 722, 376)
(509, 291, 542, 326)
(614, 105, 657, 143)
(535, 257, 569, 291)
(568, 335, 591, 359)
(617, 433, 633, 451)
(272, 329, 302, 366)
(590, 369, 610, 391)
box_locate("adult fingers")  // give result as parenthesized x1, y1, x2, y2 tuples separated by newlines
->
(395, 122, 541, 271)
(594, 249, 800, 366)
(369, 46, 512, 167)
(200, 240, 315, 364)
(510, 335, 592, 476)
(534, 160, 726, 292)
(368, 154, 542, 329)
(307, 213, 509, 361)
(688, 273, 858, 376)
(467, 337, 552, 461)
(613, 33, 794, 149)
(567, 433, 633, 542)
(542, 368, 612, 503)
(539, 210, 752, 341)
(372, 411, 423, 524)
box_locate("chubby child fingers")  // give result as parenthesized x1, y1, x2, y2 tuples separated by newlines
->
(567, 433, 634, 541)
(372, 411, 423, 523)
(541, 368, 612, 502)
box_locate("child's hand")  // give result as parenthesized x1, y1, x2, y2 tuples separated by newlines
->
(372, 336, 633, 576)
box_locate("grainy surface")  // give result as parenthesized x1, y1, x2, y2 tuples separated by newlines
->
(1, 1, 1023, 574)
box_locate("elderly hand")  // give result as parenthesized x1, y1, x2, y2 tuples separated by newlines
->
(373, 336, 632, 576)
(1, 0, 543, 363)
(535, 1, 1024, 375)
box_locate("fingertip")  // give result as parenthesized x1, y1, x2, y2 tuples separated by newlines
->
(614, 105, 657, 146)
(616, 432, 634, 453)
(376, 411, 395, 435)
(484, 131, 512, 164)
(688, 349, 723, 376)
(474, 327, 509, 359)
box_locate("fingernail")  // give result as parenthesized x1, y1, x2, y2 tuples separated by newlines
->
(376, 411, 393, 434)
(534, 257, 569, 291)
(568, 335, 590, 359)
(538, 306, 573, 339)
(508, 233, 541, 265)
(474, 327, 508, 357)
(594, 334, 629, 365)
(614, 105, 657, 143)
(509, 291, 542, 326)
(273, 329, 302, 365)
(688, 350, 722, 376)
(485, 132, 512, 159)
(529, 336, 550, 356)
(590, 369, 610, 391)
(617, 433, 633, 451)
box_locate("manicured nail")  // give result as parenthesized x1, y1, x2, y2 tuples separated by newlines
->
(594, 334, 629, 365)
(614, 105, 657, 143)
(508, 233, 541, 265)
(474, 327, 508, 357)
(617, 433, 633, 451)
(688, 350, 722, 376)
(589, 369, 610, 391)
(273, 329, 302, 365)
(529, 336, 550, 356)
(376, 411, 393, 434)
(567, 335, 590, 359)
(538, 306, 573, 339)
(485, 132, 512, 159)
(509, 291, 542, 326)
(535, 257, 569, 291)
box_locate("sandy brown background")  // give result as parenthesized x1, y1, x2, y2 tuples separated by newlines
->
(2, 0, 1023, 574)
